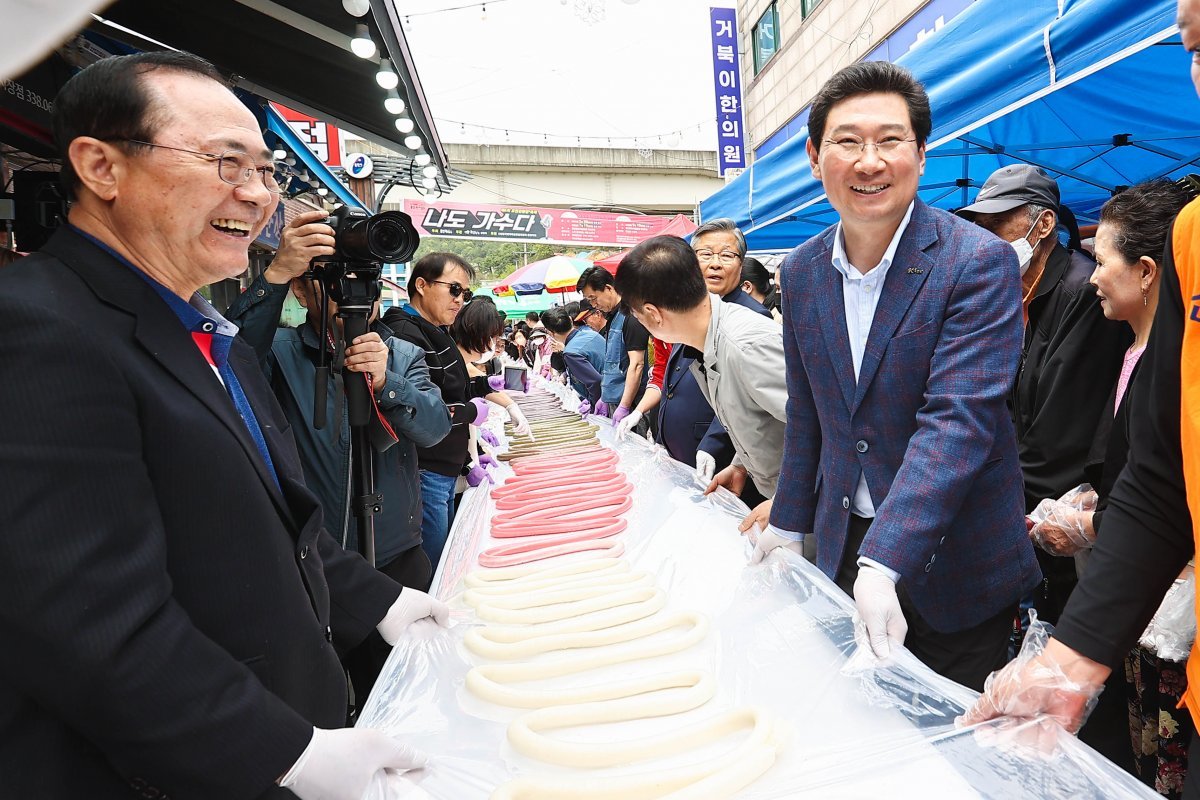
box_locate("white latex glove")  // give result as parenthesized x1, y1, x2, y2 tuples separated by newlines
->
(613, 408, 643, 440)
(280, 727, 428, 800)
(377, 587, 450, 645)
(694, 450, 716, 483)
(853, 565, 907, 659)
(506, 403, 533, 439)
(747, 524, 804, 564)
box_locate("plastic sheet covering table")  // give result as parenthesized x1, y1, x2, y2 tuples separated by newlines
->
(359, 410, 1157, 799)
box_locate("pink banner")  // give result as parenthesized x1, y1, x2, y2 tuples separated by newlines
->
(401, 200, 695, 247)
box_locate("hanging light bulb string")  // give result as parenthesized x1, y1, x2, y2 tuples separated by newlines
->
(401, 0, 512, 19)
(441, 117, 714, 146)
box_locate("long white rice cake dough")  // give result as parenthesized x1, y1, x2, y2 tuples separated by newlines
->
(465, 572, 655, 612)
(492, 707, 780, 800)
(464, 592, 669, 659)
(465, 556, 627, 589)
(466, 613, 709, 708)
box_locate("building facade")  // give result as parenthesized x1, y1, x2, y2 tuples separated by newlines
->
(738, 0, 975, 161)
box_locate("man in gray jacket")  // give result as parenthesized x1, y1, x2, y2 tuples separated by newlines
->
(615, 235, 788, 536)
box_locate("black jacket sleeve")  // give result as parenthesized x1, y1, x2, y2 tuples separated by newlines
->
(1054, 229, 1194, 667)
(1019, 280, 1130, 511)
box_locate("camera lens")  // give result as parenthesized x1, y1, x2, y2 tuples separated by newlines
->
(365, 211, 419, 262)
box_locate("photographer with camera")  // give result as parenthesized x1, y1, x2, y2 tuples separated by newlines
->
(228, 209, 452, 702)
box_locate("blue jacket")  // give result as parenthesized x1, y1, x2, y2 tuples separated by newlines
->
(227, 275, 451, 565)
(657, 287, 770, 467)
(600, 310, 631, 404)
(770, 199, 1041, 633)
(562, 326, 606, 406)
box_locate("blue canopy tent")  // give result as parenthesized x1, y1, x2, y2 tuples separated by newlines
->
(700, 0, 1190, 252)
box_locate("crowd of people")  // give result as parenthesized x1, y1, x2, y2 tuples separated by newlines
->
(9, 1, 1200, 797)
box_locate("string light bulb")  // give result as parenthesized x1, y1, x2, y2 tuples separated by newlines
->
(376, 58, 398, 90)
(384, 88, 405, 115)
(422, 165, 438, 178)
(342, 0, 370, 17)
(394, 117, 415, 134)
(272, 149, 287, 160)
(413, 153, 432, 166)
(422, 177, 437, 189)
(404, 134, 422, 150)
(350, 24, 376, 59)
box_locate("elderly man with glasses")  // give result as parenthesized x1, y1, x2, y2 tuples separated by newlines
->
(0, 52, 448, 800)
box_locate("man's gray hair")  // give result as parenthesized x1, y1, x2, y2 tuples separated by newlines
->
(691, 218, 747, 258)
(1024, 203, 1054, 227)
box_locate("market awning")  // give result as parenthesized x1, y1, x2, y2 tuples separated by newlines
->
(89, 0, 448, 182)
(699, 0, 1185, 252)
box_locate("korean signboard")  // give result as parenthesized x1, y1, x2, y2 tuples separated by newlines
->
(271, 103, 343, 168)
(709, 7, 747, 175)
(401, 200, 692, 247)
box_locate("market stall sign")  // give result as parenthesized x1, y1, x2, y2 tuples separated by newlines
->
(402, 200, 689, 247)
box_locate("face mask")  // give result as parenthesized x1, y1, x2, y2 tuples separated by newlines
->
(472, 348, 496, 364)
(1010, 216, 1041, 276)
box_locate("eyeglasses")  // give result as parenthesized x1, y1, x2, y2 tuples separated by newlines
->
(114, 139, 293, 194)
(431, 279, 472, 300)
(694, 249, 741, 265)
(821, 136, 918, 160)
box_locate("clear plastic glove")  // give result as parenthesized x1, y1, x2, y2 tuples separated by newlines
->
(466, 463, 493, 487)
(487, 375, 504, 392)
(376, 587, 450, 645)
(611, 405, 632, 426)
(853, 565, 907, 659)
(613, 408, 643, 440)
(469, 397, 490, 426)
(594, 399, 610, 418)
(694, 450, 716, 483)
(280, 727, 428, 800)
(745, 523, 803, 564)
(958, 612, 1106, 738)
(1029, 484, 1097, 557)
(507, 404, 532, 438)
(578, 399, 591, 417)
(1140, 570, 1197, 661)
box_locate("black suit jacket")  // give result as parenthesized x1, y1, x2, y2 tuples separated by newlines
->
(0, 227, 401, 799)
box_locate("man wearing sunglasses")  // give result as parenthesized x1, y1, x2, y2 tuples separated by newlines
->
(382, 253, 491, 572)
(0, 53, 446, 800)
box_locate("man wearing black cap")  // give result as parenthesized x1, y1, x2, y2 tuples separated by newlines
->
(961, 165, 1129, 625)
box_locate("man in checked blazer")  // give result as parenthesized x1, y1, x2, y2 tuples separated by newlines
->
(763, 61, 1041, 691)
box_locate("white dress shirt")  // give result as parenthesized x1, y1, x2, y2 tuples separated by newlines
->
(829, 201, 915, 520)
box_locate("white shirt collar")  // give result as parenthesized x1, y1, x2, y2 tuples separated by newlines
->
(830, 201, 916, 281)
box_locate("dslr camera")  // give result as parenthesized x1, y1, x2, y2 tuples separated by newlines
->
(316, 205, 421, 266)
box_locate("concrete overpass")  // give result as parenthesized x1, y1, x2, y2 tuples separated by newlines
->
(346, 140, 725, 216)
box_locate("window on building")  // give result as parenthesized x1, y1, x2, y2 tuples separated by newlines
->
(752, 3, 779, 74)
(801, 0, 823, 18)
